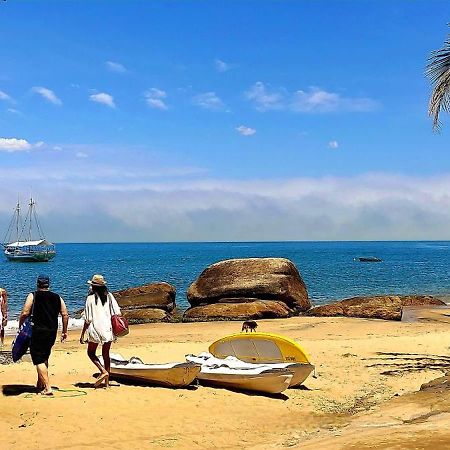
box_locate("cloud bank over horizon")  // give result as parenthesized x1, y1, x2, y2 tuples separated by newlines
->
(1, 171, 449, 242)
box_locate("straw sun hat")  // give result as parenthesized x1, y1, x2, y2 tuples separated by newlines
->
(87, 274, 107, 286)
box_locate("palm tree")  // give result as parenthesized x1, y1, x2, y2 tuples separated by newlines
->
(427, 25, 450, 130)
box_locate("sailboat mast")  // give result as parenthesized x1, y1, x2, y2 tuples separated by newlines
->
(15, 198, 20, 244)
(28, 197, 34, 242)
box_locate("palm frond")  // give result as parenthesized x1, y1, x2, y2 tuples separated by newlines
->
(426, 25, 450, 131)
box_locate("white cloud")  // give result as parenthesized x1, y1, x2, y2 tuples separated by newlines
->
(193, 92, 225, 111)
(105, 61, 127, 73)
(245, 82, 378, 113)
(0, 137, 45, 152)
(6, 173, 450, 241)
(76, 152, 88, 159)
(215, 59, 231, 72)
(245, 82, 285, 111)
(292, 87, 377, 113)
(144, 88, 168, 110)
(31, 86, 62, 105)
(7, 108, 21, 115)
(1, 168, 450, 241)
(0, 90, 13, 102)
(53, 146, 63, 151)
(236, 125, 256, 136)
(89, 92, 116, 108)
(328, 140, 339, 149)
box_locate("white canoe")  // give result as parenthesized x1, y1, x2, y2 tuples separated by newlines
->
(186, 354, 293, 394)
(187, 353, 313, 388)
(101, 354, 201, 388)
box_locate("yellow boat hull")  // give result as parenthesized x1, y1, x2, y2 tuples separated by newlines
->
(209, 332, 311, 364)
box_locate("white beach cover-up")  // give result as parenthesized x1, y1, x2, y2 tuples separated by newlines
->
(82, 293, 121, 344)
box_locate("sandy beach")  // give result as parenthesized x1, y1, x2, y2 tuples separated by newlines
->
(1, 316, 449, 449)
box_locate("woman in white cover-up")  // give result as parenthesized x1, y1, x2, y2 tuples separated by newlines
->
(80, 274, 121, 388)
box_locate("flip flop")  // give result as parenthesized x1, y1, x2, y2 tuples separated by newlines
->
(94, 373, 109, 388)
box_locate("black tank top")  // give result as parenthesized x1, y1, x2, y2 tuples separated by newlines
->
(32, 290, 61, 331)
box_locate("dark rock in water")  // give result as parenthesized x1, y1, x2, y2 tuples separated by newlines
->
(187, 257, 310, 312)
(306, 295, 446, 321)
(114, 282, 176, 312)
(75, 282, 177, 324)
(114, 282, 176, 324)
(183, 300, 292, 322)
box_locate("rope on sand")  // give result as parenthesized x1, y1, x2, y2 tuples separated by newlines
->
(24, 388, 87, 399)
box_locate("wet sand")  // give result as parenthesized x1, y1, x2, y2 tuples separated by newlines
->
(1, 316, 450, 449)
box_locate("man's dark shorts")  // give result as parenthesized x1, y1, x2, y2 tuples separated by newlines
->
(30, 327, 57, 365)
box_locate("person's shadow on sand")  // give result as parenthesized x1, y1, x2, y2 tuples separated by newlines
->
(2, 384, 39, 396)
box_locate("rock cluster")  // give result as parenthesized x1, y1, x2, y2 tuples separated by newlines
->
(76, 260, 446, 324)
(183, 258, 310, 322)
(114, 282, 176, 324)
(306, 295, 445, 321)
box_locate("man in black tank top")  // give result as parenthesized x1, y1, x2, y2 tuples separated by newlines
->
(19, 275, 69, 395)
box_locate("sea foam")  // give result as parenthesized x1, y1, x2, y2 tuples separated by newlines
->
(4, 317, 85, 336)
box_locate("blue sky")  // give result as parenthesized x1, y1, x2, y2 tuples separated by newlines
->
(1, 1, 450, 241)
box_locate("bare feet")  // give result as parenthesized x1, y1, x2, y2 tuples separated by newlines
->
(39, 390, 54, 396)
(94, 372, 109, 388)
(36, 380, 44, 393)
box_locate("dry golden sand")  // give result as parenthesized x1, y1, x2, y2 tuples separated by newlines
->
(1, 317, 450, 449)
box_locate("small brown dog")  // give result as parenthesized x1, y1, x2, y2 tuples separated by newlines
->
(241, 320, 258, 332)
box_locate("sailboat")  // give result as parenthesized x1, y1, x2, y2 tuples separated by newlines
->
(2, 197, 56, 262)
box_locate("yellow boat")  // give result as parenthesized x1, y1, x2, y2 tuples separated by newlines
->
(209, 332, 311, 363)
(208, 332, 314, 387)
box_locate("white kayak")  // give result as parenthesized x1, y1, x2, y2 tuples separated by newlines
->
(186, 353, 294, 394)
(101, 354, 201, 388)
(187, 353, 314, 388)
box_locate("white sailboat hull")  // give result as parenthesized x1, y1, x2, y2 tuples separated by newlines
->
(4, 249, 56, 262)
(3, 198, 56, 263)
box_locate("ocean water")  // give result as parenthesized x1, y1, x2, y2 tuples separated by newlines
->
(1, 241, 449, 322)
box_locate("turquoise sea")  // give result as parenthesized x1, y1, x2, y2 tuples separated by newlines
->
(1, 241, 449, 319)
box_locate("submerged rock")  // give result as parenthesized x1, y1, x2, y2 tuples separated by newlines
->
(306, 295, 446, 321)
(183, 300, 292, 322)
(187, 257, 310, 312)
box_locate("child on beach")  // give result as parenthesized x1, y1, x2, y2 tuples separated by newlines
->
(0, 287, 8, 348)
(79, 274, 121, 388)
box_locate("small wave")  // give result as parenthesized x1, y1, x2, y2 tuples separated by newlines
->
(3, 317, 85, 336)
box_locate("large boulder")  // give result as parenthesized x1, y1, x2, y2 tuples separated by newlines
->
(114, 282, 176, 312)
(187, 258, 310, 312)
(183, 300, 292, 322)
(121, 308, 169, 324)
(114, 282, 176, 324)
(306, 295, 445, 321)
